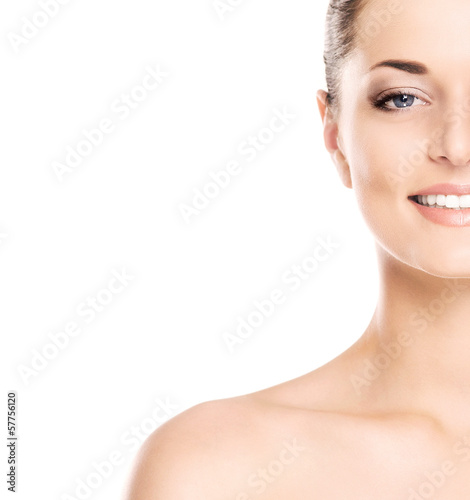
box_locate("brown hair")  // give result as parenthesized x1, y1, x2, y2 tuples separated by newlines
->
(323, 0, 366, 116)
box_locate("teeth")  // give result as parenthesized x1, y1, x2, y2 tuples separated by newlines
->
(417, 194, 470, 209)
(436, 195, 447, 207)
(446, 195, 459, 208)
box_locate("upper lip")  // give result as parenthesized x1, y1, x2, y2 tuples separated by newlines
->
(410, 184, 470, 196)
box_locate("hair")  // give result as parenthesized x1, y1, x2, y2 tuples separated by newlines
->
(323, 0, 367, 116)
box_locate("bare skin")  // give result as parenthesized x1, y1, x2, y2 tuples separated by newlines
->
(124, 0, 470, 497)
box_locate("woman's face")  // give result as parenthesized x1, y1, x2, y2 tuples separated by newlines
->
(321, 0, 470, 277)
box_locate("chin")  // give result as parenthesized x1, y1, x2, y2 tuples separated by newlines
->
(411, 249, 470, 279)
(375, 237, 470, 280)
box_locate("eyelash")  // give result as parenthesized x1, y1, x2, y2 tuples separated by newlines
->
(372, 90, 424, 112)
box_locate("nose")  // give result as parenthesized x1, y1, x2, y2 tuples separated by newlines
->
(428, 107, 470, 167)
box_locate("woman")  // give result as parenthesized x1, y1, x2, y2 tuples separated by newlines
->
(125, 0, 470, 497)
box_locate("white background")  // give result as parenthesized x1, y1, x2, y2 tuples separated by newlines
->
(1, 1, 378, 498)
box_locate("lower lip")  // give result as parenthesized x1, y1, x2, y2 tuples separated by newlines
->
(410, 198, 470, 227)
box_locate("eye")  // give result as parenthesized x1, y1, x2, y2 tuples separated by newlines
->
(373, 91, 427, 112)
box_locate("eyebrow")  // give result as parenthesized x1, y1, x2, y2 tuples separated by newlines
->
(368, 60, 428, 75)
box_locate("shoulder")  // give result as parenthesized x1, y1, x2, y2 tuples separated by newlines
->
(123, 362, 456, 499)
(123, 395, 273, 499)
(122, 366, 380, 499)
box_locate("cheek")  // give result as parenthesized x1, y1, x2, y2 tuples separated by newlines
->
(347, 119, 409, 218)
(344, 116, 470, 276)
(343, 118, 424, 258)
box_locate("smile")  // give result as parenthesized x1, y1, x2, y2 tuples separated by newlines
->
(409, 195, 470, 227)
(410, 194, 470, 210)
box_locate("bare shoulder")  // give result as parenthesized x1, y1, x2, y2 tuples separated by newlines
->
(123, 395, 279, 500)
(122, 366, 360, 500)
(122, 368, 357, 500)
(122, 337, 468, 500)
(122, 368, 444, 499)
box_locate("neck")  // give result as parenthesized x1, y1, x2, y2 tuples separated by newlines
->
(353, 244, 470, 433)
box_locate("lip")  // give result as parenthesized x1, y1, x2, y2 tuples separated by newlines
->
(411, 183, 470, 196)
(409, 197, 470, 227)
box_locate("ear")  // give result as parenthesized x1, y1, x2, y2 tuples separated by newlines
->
(316, 90, 352, 189)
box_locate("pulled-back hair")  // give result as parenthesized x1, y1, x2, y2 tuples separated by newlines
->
(323, 0, 366, 115)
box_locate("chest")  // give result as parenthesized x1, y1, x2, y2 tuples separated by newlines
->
(244, 427, 470, 499)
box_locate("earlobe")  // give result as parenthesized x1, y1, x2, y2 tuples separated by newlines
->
(333, 149, 353, 189)
(316, 89, 352, 189)
(316, 89, 341, 154)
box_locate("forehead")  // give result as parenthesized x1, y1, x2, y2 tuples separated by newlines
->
(353, 0, 470, 73)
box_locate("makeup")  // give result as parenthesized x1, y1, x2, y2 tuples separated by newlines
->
(409, 184, 470, 226)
